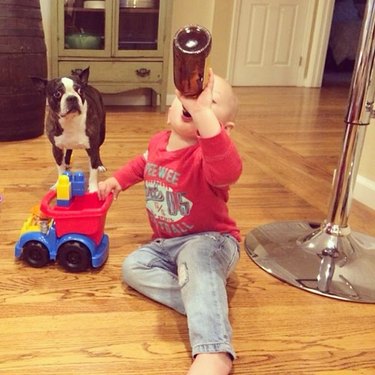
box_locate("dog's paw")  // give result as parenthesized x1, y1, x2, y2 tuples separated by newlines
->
(98, 165, 107, 173)
(88, 184, 98, 193)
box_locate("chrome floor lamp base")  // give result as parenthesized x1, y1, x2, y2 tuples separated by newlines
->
(245, 0, 375, 303)
(245, 221, 375, 303)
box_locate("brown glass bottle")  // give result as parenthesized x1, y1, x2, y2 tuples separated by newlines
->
(173, 25, 212, 98)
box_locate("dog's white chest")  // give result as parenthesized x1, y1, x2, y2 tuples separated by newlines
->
(55, 115, 90, 150)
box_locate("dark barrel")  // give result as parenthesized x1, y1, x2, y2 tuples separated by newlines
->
(0, 0, 47, 141)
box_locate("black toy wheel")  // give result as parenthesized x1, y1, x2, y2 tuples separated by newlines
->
(57, 241, 91, 272)
(22, 241, 50, 268)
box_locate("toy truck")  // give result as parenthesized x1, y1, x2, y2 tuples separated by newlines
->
(15, 172, 113, 272)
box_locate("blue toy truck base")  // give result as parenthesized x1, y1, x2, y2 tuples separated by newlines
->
(15, 224, 110, 272)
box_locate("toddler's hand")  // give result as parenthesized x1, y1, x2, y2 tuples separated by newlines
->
(176, 69, 220, 138)
(177, 68, 215, 116)
(98, 177, 122, 200)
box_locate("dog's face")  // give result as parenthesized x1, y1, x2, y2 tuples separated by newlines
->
(31, 67, 90, 118)
(46, 77, 84, 118)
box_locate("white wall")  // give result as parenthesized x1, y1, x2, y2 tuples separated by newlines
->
(40, 0, 51, 76)
(354, 121, 375, 210)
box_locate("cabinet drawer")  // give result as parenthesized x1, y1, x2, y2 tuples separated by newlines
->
(58, 61, 163, 83)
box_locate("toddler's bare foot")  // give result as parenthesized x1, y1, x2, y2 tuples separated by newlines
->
(187, 353, 232, 375)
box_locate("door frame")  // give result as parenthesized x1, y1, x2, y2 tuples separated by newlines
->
(227, 0, 335, 87)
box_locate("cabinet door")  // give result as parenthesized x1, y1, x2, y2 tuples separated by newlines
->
(113, 0, 166, 57)
(58, 0, 113, 57)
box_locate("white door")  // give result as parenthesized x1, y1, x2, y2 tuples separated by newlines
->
(231, 0, 310, 86)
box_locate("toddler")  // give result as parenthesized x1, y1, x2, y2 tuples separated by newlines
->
(98, 69, 242, 375)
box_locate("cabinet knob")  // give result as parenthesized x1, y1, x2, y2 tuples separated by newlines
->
(136, 68, 151, 77)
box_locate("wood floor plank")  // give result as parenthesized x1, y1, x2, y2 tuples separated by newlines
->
(1, 85, 375, 374)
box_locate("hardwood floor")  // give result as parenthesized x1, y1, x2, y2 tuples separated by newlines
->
(1, 85, 375, 374)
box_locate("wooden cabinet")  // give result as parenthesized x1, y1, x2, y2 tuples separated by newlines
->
(50, 0, 173, 111)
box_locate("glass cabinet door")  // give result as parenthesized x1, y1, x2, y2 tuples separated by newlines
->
(114, 0, 165, 57)
(58, 0, 112, 57)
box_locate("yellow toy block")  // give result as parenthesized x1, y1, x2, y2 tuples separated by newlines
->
(56, 174, 72, 203)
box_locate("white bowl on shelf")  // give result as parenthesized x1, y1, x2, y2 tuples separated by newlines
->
(84, 0, 105, 9)
(120, 0, 155, 8)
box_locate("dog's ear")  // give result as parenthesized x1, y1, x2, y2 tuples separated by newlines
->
(78, 67, 90, 87)
(71, 68, 83, 77)
(30, 77, 48, 94)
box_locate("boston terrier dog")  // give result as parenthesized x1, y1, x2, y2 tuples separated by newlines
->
(32, 67, 106, 192)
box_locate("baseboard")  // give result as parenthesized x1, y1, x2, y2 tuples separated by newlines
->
(102, 91, 175, 107)
(354, 174, 375, 210)
(102, 89, 151, 106)
(167, 93, 174, 106)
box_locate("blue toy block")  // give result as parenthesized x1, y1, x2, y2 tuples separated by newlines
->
(56, 199, 71, 207)
(72, 171, 85, 196)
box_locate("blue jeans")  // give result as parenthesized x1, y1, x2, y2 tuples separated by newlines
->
(122, 232, 240, 359)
